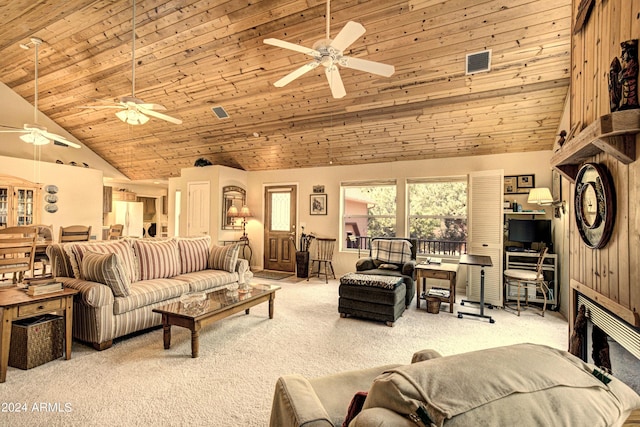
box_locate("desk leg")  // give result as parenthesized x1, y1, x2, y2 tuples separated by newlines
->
(449, 274, 455, 313)
(458, 268, 495, 323)
(416, 275, 422, 309)
(0, 307, 15, 383)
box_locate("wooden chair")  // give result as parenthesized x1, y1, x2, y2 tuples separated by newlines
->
(0, 226, 37, 285)
(503, 247, 549, 316)
(32, 224, 53, 277)
(59, 225, 92, 243)
(307, 238, 336, 283)
(108, 224, 124, 240)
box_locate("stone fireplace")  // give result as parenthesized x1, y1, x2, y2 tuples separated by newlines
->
(575, 293, 640, 393)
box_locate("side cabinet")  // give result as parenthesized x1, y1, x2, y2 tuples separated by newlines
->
(0, 175, 41, 227)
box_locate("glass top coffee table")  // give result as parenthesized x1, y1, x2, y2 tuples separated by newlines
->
(153, 284, 280, 358)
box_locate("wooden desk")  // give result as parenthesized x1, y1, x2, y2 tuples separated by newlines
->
(0, 287, 78, 383)
(415, 262, 459, 313)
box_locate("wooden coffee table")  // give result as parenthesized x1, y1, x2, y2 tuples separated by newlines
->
(153, 284, 280, 358)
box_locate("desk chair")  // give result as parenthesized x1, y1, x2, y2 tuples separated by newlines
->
(503, 247, 549, 316)
(108, 224, 124, 240)
(59, 225, 92, 243)
(307, 238, 336, 283)
(0, 226, 37, 284)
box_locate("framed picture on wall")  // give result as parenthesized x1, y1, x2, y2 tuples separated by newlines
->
(504, 176, 518, 194)
(310, 194, 327, 215)
(517, 174, 535, 189)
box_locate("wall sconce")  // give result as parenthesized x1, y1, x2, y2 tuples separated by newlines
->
(527, 187, 565, 214)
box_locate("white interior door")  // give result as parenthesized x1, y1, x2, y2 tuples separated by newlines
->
(187, 181, 210, 237)
(467, 170, 504, 306)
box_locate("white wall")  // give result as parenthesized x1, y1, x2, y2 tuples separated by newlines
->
(0, 155, 104, 240)
(168, 165, 248, 242)
(246, 151, 555, 275)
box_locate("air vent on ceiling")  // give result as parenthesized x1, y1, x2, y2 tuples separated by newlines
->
(211, 106, 230, 119)
(465, 50, 491, 75)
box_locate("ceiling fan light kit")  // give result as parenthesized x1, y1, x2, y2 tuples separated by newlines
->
(0, 38, 81, 149)
(264, 0, 394, 98)
(80, 0, 181, 125)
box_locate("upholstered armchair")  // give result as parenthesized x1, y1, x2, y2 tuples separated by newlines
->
(355, 237, 417, 307)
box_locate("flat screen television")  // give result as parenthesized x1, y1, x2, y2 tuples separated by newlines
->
(508, 219, 552, 251)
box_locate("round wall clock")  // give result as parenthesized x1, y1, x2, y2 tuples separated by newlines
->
(574, 162, 616, 249)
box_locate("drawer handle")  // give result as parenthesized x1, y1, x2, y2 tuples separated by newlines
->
(38, 305, 45, 310)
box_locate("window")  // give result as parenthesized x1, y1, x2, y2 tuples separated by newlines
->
(342, 181, 396, 250)
(407, 178, 467, 256)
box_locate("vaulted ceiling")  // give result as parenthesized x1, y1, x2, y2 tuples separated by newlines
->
(0, 0, 571, 181)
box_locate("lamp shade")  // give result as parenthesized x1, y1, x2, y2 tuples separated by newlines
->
(527, 187, 554, 205)
(239, 205, 252, 218)
(226, 205, 239, 217)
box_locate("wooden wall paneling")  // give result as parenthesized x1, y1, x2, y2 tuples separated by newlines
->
(630, 137, 640, 315)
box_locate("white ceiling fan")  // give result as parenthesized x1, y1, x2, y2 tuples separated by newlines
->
(0, 37, 81, 149)
(263, 0, 395, 98)
(79, 0, 181, 125)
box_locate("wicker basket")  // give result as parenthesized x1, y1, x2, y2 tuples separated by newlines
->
(426, 297, 441, 314)
(9, 314, 64, 370)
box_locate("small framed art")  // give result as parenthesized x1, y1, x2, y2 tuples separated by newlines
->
(310, 194, 327, 215)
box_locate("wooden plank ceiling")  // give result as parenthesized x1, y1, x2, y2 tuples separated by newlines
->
(0, 0, 571, 181)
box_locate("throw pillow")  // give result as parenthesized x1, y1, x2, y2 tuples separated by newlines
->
(133, 239, 181, 280)
(67, 240, 139, 282)
(371, 239, 412, 265)
(81, 251, 131, 297)
(209, 244, 239, 273)
(176, 236, 211, 274)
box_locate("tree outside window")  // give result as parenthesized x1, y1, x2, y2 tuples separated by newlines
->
(408, 180, 467, 255)
(343, 184, 396, 249)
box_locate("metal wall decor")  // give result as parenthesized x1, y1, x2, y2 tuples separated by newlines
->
(44, 184, 58, 214)
(222, 185, 246, 230)
(574, 163, 616, 249)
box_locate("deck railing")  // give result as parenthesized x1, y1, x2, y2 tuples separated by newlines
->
(347, 236, 467, 256)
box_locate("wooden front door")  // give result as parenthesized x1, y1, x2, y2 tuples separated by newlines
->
(264, 185, 296, 272)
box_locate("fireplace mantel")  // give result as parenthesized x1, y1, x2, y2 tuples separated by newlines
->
(571, 279, 639, 327)
(551, 109, 640, 182)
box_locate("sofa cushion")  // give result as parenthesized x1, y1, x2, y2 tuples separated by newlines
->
(113, 278, 190, 315)
(81, 251, 132, 297)
(209, 244, 239, 273)
(67, 240, 139, 282)
(371, 239, 412, 265)
(340, 273, 402, 289)
(173, 269, 239, 292)
(133, 239, 181, 280)
(361, 343, 640, 427)
(177, 236, 211, 274)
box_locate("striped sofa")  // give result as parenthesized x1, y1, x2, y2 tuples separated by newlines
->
(47, 236, 249, 350)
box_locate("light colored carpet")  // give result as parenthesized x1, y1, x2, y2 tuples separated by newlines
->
(0, 278, 568, 426)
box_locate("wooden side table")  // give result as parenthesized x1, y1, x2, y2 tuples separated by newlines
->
(0, 287, 78, 383)
(415, 262, 459, 313)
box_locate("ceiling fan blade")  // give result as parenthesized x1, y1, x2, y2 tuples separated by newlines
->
(339, 56, 395, 77)
(325, 65, 346, 99)
(41, 131, 81, 148)
(137, 103, 167, 111)
(137, 106, 183, 125)
(264, 38, 320, 58)
(274, 62, 320, 87)
(330, 21, 366, 52)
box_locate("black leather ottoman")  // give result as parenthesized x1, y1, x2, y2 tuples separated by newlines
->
(338, 273, 406, 327)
